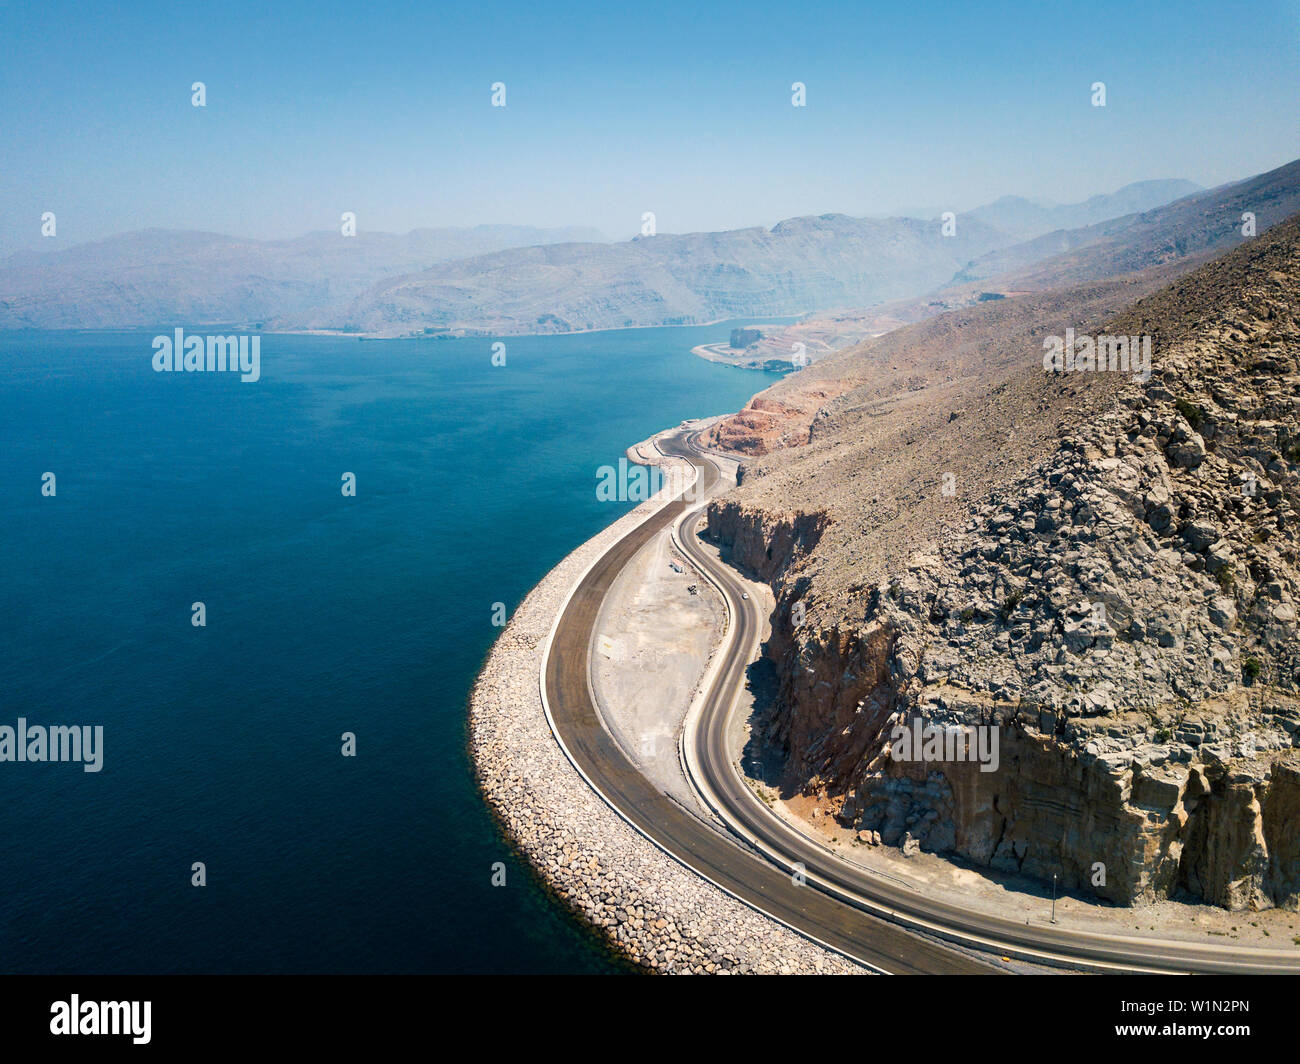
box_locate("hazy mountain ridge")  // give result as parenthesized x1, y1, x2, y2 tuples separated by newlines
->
(0, 224, 608, 330)
(338, 180, 1208, 336)
(718, 160, 1300, 385)
(338, 214, 1014, 336)
(0, 181, 1204, 332)
(955, 160, 1300, 290)
(964, 179, 1203, 240)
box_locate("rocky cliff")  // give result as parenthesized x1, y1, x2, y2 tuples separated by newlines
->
(706, 213, 1300, 911)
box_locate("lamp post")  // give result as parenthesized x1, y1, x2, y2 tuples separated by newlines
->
(1051, 873, 1059, 924)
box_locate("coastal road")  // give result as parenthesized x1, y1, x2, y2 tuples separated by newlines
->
(543, 428, 995, 974)
(667, 436, 1300, 975)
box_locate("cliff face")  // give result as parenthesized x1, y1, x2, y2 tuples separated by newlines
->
(706, 214, 1300, 911)
(706, 388, 850, 456)
(714, 497, 1300, 910)
(706, 500, 829, 585)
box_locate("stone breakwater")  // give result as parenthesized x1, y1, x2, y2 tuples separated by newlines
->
(468, 431, 864, 974)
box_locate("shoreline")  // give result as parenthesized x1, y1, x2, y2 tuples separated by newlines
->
(0, 315, 808, 343)
(289, 318, 738, 340)
(466, 421, 864, 975)
(289, 313, 809, 342)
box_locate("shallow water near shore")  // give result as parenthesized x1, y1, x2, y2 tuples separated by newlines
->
(0, 324, 780, 973)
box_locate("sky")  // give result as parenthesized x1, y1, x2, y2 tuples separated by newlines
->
(2, 0, 1299, 255)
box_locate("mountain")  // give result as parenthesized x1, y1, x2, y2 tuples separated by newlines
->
(0, 224, 607, 330)
(953, 160, 1300, 292)
(0, 178, 1205, 334)
(335, 213, 1014, 336)
(337, 180, 1208, 337)
(703, 205, 1300, 911)
(964, 179, 1202, 241)
(745, 158, 1300, 380)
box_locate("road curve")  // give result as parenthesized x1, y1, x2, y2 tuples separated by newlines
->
(670, 436, 1300, 975)
(542, 429, 995, 974)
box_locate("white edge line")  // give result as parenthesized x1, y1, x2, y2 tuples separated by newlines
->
(535, 428, 889, 975)
(666, 464, 1283, 975)
(669, 495, 1201, 974)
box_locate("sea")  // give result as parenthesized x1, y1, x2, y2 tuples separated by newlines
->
(0, 323, 781, 973)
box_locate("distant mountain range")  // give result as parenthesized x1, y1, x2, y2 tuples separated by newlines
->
(0, 225, 606, 330)
(886, 179, 1202, 234)
(0, 179, 1220, 333)
(952, 159, 1300, 290)
(333, 180, 1212, 336)
(962, 179, 1202, 240)
(336, 213, 1014, 336)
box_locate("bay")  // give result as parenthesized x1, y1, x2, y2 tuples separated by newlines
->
(0, 323, 779, 973)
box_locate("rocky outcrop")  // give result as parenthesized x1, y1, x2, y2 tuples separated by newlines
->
(707, 211, 1300, 912)
(731, 327, 765, 348)
(706, 387, 851, 456)
(705, 499, 829, 584)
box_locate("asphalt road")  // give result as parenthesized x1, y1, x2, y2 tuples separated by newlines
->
(665, 435, 1300, 975)
(543, 430, 994, 974)
(543, 428, 1300, 974)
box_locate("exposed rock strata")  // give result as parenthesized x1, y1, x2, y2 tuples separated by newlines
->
(707, 387, 853, 456)
(707, 215, 1300, 911)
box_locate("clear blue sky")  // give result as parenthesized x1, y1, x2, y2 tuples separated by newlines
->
(2, 0, 1298, 254)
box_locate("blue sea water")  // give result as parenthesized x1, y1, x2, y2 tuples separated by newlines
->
(0, 325, 779, 973)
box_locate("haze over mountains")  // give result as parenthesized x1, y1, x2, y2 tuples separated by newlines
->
(0, 224, 606, 331)
(0, 179, 1207, 334)
(954, 161, 1300, 291)
(962, 179, 1202, 241)
(343, 213, 1013, 337)
(334, 178, 1210, 336)
(708, 156, 1300, 455)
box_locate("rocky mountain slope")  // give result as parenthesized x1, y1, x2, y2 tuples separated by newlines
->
(704, 213, 1300, 911)
(710, 157, 1300, 455)
(0, 224, 606, 330)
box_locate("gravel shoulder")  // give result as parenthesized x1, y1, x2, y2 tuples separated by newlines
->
(468, 419, 867, 974)
(591, 526, 724, 807)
